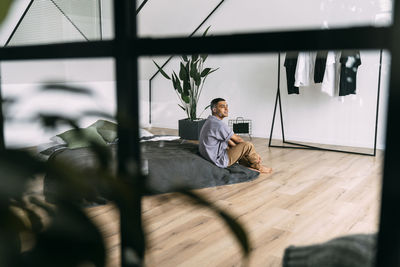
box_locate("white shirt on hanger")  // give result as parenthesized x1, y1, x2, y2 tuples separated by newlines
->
(294, 52, 315, 87)
(321, 51, 340, 97)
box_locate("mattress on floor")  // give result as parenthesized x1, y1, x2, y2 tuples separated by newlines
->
(43, 140, 259, 203)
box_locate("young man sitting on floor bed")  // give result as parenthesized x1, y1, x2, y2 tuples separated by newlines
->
(199, 98, 272, 174)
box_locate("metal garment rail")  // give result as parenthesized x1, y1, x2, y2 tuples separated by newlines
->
(148, 0, 225, 124)
(268, 50, 383, 156)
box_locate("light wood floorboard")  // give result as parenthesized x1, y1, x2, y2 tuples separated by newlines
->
(83, 130, 382, 266)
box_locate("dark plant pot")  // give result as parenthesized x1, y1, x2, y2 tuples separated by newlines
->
(178, 118, 206, 140)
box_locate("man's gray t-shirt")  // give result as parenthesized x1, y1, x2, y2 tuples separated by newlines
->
(198, 115, 234, 168)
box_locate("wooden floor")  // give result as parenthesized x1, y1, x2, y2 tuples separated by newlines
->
(85, 131, 383, 267)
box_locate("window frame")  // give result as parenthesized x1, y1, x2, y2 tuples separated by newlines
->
(0, 1, 399, 266)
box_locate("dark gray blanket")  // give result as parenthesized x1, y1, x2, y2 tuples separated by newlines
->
(283, 234, 376, 267)
(43, 140, 259, 203)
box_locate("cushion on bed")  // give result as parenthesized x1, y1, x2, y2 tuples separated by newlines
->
(97, 129, 117, 143)
(57, 126, 107, 149)
(88, 119, 117, 143)
(52, 120, 154, 149)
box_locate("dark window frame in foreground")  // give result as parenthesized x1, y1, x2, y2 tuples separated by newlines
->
(0, 1, 399, 266)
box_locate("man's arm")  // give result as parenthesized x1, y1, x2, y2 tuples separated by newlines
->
(230, 133, 244, 144)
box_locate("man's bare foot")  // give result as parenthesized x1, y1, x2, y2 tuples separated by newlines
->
(247, 165, 272, 174)
(247, 167, 260, 173)
(259, 165, 273, 174)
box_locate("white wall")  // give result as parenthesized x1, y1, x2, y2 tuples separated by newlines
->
(139, 0, 392, 150)
(138, 0, 392, 38)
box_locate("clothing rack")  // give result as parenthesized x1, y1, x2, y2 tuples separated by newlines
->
(268, 50, 383, 157)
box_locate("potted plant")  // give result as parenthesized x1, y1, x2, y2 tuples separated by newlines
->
(153, 27, 218, 140)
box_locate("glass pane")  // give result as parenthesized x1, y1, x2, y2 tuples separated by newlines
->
(0, 57, 120, 265)
(0, 0, 114, 47)
(1, 58, 116, 148)
(139, 50, 387, 265)
(137, 0, 393, 38)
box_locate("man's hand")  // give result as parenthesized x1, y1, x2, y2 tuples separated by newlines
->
(228, 139, 236, 147)
(230, 134, 244, 144)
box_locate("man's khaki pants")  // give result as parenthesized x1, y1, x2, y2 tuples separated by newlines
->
(227, 141, 261, 170)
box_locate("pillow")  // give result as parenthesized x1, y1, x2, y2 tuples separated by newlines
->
(97, 128, 117, 143)
(88, 119, 117, 143)
(67, 119, 154, 144)
(88, 119, 117, 131)
(57, 127, 107, 149)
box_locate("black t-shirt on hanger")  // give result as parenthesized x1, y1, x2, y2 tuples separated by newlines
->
(339, 50, 362, 96)
(314, 51, 328, 83)
(284, 52, 299, 94)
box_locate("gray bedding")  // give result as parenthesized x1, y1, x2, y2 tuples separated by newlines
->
(43, 140, 259, 203)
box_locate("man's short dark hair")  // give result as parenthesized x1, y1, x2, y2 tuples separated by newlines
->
(210, 98, 226, 113)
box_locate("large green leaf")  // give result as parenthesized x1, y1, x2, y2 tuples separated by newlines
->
(192, 54, 199, 62)
(200, 54, 208, 62)
(41, 84, 93, 95)
(203, 104, 211, 111)
(189, 61, 197, 79)
(23, 205, 44, 232)
(179, 62, 188, 81)
(0, 0, 13, 25)
(205, 68, 219, 77)
(201, 68, 212, 77)
(1, 208, 26, 258)
(218, 210, 250, 256)
(178, 104, 186, 111)
(181, 55, 189, 62)
(185, 62, 190, 80)
(196, 104, 211, 119)
(202, 25, 211, 37)
(0, 149, 46, 200)
(182, 95, 190, 104)
(189, 70, 201, 87)
(29, 203, 106, 267)
(37, 114, 79, 129)
(190, 60, 201, 86)
(183, 80, 191, 96)
(153, 60, 171, 80)
(29, 196, 56, 217)
(194, 72, 201, 86)
(176, 80, 183, 95)
(173, 73, 183, 94)
(82, 111, 115, 121)
(172, 71, 178, 90)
